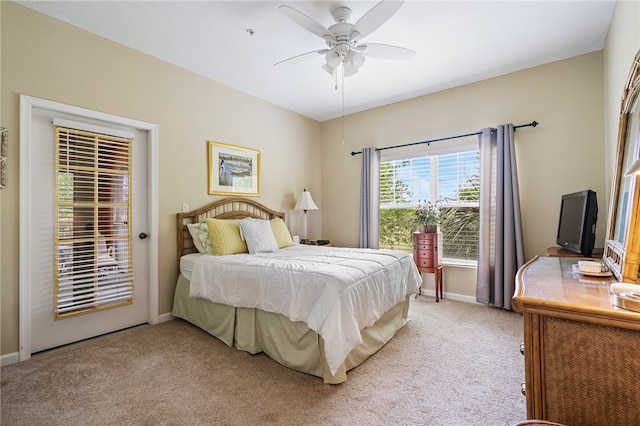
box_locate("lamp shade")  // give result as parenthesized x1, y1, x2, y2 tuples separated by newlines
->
(343, 61, 359, 77)
(322, 63, 336, 76)
(325, 50, 341, 68)
(347, 50, 365, 68)
(625, 158, 640, 176)
(294, 189, 319, 212)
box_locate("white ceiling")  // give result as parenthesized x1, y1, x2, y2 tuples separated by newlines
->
(15, 0, 616, 122)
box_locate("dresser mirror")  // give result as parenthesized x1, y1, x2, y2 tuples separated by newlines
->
(604, 49, 640, 283)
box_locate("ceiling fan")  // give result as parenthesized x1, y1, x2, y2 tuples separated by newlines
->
(275, 0, 415, 77)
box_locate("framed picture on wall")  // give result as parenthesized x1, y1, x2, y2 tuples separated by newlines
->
(207, 141, 261, 196)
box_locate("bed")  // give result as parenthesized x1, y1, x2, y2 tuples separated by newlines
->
(172, 197, 421, 384)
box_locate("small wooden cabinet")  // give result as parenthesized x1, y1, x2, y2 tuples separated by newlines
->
(513, 256, 640, 425)
(412, 232, 443, 302)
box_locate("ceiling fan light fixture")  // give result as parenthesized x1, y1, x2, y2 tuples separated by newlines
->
(325, 50, 341, 68)
(322, 63, 337, 76)
(347, 50, 365, 69)
(343, 61, 359, 77)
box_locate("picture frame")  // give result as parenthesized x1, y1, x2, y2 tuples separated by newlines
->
(208, 141, 260, 196)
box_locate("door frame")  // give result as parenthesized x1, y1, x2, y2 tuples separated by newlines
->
(19, 95, 159, 361)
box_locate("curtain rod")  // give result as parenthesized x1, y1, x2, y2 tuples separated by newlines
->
(350, 120, 538, 156)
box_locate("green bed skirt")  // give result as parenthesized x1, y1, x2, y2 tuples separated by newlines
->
(172, 274, 411, 384)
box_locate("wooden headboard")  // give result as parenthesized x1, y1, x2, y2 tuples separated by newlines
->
(177, 197, 286, 262)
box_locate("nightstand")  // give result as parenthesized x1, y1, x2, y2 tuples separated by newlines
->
(412, 232, 443, 302)
(300, 240, 333, 247)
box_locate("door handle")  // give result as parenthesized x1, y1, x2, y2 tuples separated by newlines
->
(139, 232, 148, 240)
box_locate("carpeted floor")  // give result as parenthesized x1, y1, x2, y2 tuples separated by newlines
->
(1, 296, 526, 425)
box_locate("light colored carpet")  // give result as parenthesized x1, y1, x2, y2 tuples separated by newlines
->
(1, 296, 526, 425)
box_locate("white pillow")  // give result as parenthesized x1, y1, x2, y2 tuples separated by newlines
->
(237, 219, 279, 254)
(187, 222, 213, 254)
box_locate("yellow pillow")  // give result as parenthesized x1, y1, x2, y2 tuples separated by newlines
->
(206, 218, 248, 256)
(270, 218, 294, 249)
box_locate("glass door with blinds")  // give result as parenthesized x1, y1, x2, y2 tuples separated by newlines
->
(55, 127, 133, 317)
(25, 108, 151, 359)
(22, 99, 151, 358)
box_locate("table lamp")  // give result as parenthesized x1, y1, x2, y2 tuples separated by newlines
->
(294, 188, 318, 242)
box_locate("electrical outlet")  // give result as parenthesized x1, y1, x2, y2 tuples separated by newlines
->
(182, 203, 189, 213)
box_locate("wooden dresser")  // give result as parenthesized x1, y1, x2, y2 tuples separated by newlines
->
(412, 232, 443, 301)
(513, 256, 640, 425)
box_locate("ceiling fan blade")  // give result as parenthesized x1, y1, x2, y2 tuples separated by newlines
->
(274, 49, 327, 67)
(359, 43, 415, 60)
(352, 0, 404, 39)
(279, 5, 332, 39)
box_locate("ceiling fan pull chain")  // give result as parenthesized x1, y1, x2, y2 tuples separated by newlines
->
(341, 65, 345, 145)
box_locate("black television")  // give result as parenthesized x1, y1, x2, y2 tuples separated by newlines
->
(556, 190, 598, 256)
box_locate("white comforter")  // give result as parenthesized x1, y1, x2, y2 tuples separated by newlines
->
(187, 245, 421, 375)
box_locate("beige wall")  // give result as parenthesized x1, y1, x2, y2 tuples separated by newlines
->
(0, 2, 321, 356)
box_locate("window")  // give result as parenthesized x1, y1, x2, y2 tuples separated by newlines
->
(380, 148, 480, 263)
(55, 126, 133, 318)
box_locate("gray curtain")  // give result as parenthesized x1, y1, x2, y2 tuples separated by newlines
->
(476, 124, 525, 310)
(359, 147, 380, 249)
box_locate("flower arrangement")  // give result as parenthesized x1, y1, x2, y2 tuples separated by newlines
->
(415, 200, 441, 232)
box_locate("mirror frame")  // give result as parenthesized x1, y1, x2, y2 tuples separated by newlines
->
(604, 49, 640, 283)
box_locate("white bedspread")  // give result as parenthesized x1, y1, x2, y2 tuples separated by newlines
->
(188, 245, 421, 375)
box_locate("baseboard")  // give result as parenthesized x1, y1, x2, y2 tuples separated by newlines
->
(1, 351, 20, 367)
(418, 289, 478, 304)
(443, 292, 478, 304)
(157, 312, 175, 323)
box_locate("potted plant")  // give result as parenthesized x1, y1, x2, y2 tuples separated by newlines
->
(415, 200, 441, 233)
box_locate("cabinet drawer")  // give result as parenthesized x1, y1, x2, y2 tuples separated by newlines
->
(414, 235, 434, 244)
(415, 243, 432, 251)
(415, 249, 433, 258)
(416, 258, 434, 268)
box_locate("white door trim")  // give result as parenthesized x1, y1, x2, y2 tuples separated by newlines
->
(19, 94, 159, 361)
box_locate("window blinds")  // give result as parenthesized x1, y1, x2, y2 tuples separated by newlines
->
(380, 149, 480, 261)
(55, 126, 133, 318)
(380, 150, 479, 207)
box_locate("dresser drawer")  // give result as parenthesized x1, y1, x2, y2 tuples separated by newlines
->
(414, 235, 433, 244)
(414, 243, 432, 251)
(415, 248, 434, 258)
(415, 258, 434, 268)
